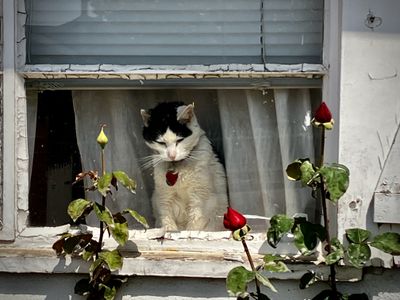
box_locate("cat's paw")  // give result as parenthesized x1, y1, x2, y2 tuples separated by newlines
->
(186, 218, 209, 231)
(162, 223, 179, 232)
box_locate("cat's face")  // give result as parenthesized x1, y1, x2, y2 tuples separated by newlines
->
(141, 102, 200, 162)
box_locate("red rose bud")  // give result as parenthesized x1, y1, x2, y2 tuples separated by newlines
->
(314, 102, 332, 123)
(223, 207, 247, 231)
(166, 171, 178, 186)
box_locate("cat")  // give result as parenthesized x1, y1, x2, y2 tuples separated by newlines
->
(140, 102, 228, 231)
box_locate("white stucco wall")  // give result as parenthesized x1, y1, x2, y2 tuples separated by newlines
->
(0, 269, 399, 300)
(337, 0, 400, 238)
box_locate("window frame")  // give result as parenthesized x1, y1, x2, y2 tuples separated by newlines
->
(0, 0, 356, 279)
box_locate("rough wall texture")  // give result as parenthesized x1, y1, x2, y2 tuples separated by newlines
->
(338, 0, 400, 242)
(0, 269, 399, 300)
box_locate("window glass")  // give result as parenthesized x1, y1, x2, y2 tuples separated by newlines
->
(27, 88, 322, 229)
(25, 0, 323, 65)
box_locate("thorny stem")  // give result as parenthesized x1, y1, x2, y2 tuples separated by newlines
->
(241, 239, 261, 295)
(319, 126, 325, 168)
(97, 148, 106, 259)
(318, 127, 338, 296)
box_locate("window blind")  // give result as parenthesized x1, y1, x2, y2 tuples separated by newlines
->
(25, 0, 323, 65)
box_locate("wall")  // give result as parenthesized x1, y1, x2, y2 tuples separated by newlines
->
(337, 0, 400, 240)
(0, 269, 399, 300)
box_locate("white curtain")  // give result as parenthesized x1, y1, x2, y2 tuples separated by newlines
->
(72, 89, 318, 228)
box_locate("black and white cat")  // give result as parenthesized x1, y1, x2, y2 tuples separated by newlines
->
(141, 102, 228, 231)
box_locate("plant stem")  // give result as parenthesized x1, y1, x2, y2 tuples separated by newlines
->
(320, 176, 337, 295)
(241, 239, 261, 295)
(97, 148, 106, 259)
(319, 126, 325, 167)
(318, 127, 337, 296)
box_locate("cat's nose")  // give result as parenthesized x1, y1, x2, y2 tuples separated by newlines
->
(167, 150, 177, 161)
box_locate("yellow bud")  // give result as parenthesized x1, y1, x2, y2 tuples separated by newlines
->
(97, 125, 108, 149)
(232, 224, 251, 241)
(323, 119, 335, 130)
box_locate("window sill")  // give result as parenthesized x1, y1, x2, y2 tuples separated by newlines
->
(21, 63, 326, 86)
(0, 226, 362, 281)
(22, 64, 325, 89)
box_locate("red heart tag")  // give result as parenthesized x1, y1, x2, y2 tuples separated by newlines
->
(166, 171, 179, 186)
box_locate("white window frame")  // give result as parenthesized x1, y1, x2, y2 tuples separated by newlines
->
(1, 0, 363, 281)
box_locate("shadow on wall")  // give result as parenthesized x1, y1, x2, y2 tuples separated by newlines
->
(0, 269, 399, 299)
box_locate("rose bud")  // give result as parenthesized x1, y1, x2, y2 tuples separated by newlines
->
(312, 102, 334, 130)
(223, 207, 247, 231)
(96, 125, 109, 149)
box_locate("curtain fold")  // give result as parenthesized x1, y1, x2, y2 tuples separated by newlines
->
(274, 89, 316, 219)
(71, 88, 317, 228)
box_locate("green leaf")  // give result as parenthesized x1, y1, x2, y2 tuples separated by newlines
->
(92, 264, 112, 285)
(63, 235, 83, 254)
(293, 226, 313, 255)
(300, 222, 327, 250)
(67, 199, 93, 222)
(93, 203, 114, 225)
(299, 270, 317, 289)
(99, 249, 123, 271)
(370, 232, 400, 255)
(286, 160, 303, 181)
(89, 258, 105, 276)
(52, 238, 66, 255)
(98, 173, 113, 196)
(110, 221, 129, 246)
(331, 237, 344, 249)
(82, 249, 95, 261)
(286, 159, 316, 186)
(311, 289, 342, 300)
(299, 160, 317, 186)
(113, 171, 136, 194)
(74, 278, 91, 296)
(325, 250, 344, 265)
(325, 238, 345, 265)
(262, 254, 290, 273)
(123, 208, 149, 229)
(263, 254, 282, 263)
(255, 272, 277, 293)
(267, 215, 294, 248)
(346, 243, 371, 268)
(346, 228, 371, 244)
(99, 284, 117, 300)
(226, 266, 255, 297)
(319, 164, 350, 203)
(263, 260, 290, 273)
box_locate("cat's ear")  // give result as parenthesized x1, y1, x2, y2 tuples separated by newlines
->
(140, 109, 151, 127)
(177, 104, 194, 124)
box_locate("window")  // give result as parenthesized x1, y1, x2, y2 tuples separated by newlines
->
(2, 0, 341, 277)
(22, 0, 325, 229)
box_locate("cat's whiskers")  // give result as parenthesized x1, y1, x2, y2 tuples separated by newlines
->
(140, 154, 163, 170)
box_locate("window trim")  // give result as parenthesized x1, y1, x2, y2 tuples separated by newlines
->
(1, 0, 361, 278)
(0, 225, 363, 281)
(0, 0, 16, 241)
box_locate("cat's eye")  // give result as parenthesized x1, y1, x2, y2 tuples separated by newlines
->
(176, 138, 184, 144)
(156, 141, 166, 146)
